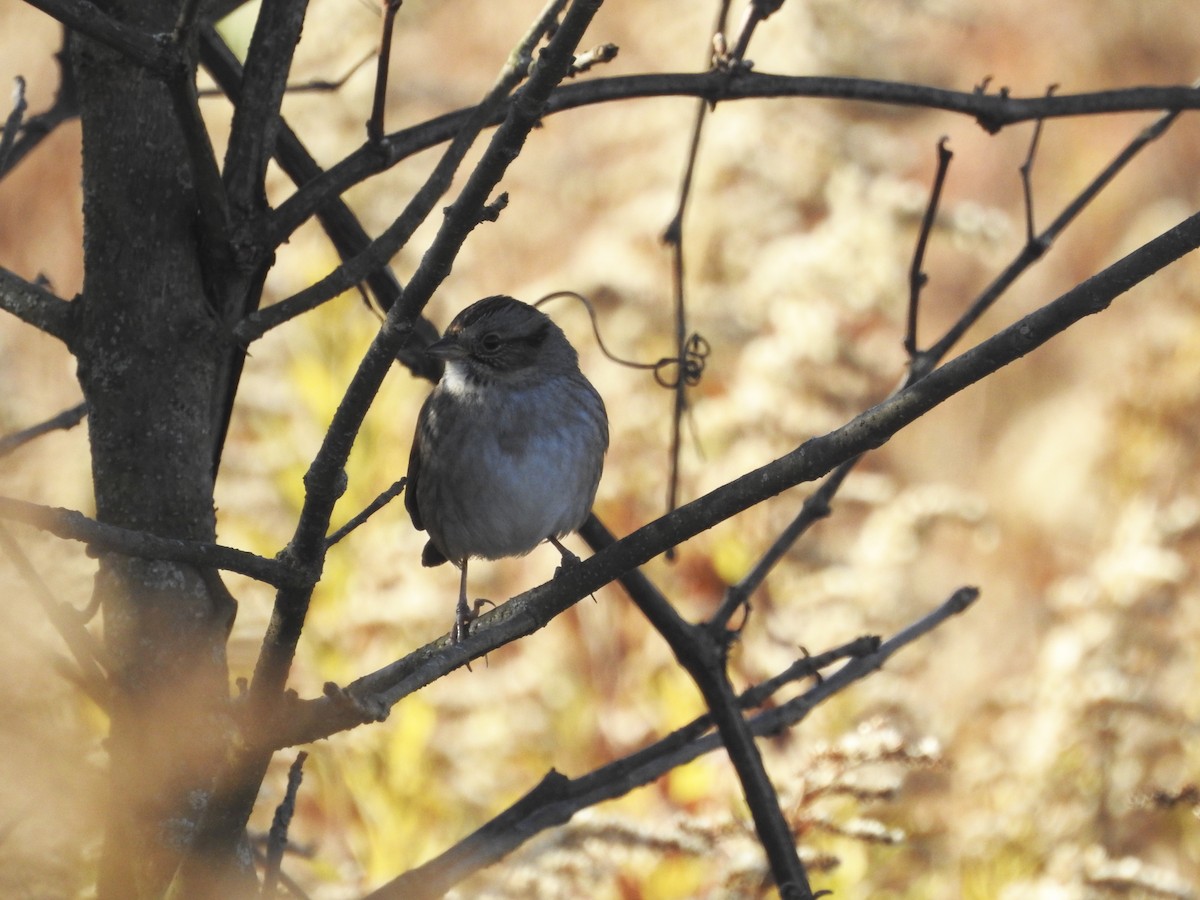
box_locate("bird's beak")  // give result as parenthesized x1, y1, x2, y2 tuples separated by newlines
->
(424, 335, 468, 362)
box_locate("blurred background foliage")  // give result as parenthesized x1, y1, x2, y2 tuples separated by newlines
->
(1, 0, 1200, 896)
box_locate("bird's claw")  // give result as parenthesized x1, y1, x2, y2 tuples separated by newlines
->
(451, 597, 496, 644)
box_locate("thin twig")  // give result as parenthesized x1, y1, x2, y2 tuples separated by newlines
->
(0, 29, 80, 179)
(0, 76, 29, 176)
(1019, 85, 1057, 244)
(199, 52, 374, 99)
(368, 1, 403, 144)
(325, 479, 406, 548)
(261, 751, 308, 897)
(711, 456, 856, 633)
(657, 0, 733, 559)
(905, 137, 953, 362)
(925, 92, 1190, 364)
(0, 402, 87, 458)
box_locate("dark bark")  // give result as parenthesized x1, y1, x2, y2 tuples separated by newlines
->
(69, 8, 238, 895)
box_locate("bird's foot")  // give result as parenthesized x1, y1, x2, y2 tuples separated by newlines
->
(553, 551, 581, 578)
(451, 596, 496, 644)
(548, 536, 581, 577)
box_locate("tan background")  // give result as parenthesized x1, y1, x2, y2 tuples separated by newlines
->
(1, 0, 1199, 896)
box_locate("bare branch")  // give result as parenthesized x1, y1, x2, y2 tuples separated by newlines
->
(0, 267, 75, 344)
(184, 0, 608, 871)
(367, 1, 403, 145)
(0, 29, 80, 179)
(579, 519, 812, 896)
(237, 0, 574, 342)
(23, 0, 173, 73)
(0, 76, 29, 174)
(266, 203, 1200, 750)
(325, 478, 406, 549)
(711, 457, 855, 632)
(0, 402, 87, 458)
(1019, 86, 1058, 244)
(260, 750, 308, 897)
(266, 76, 1200, 250)
(223, 0, 310, 221)
(198, 27, 409, 327)
(905, 137, 953, 363)
(727, 0, 787, 64)
(0, 496, 301, 588)
(364, 588, 976, 898)
(925, 93, 1190, 364)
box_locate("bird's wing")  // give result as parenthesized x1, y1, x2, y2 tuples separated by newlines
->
(404, 394, 429, 530)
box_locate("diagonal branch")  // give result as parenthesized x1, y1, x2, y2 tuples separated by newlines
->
(580, 517, 813, 896)
(0, 402, 87, 457)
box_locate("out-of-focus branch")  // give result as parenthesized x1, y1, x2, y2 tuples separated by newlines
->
(0, 267, 75, 345)
(0, 29, 79, 179)
(0, 75, 29, 175)
(260, 750, 307, 896)
(0, 402, 87, 457)
(0, 523, 110, 707)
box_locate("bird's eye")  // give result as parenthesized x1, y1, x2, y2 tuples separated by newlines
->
(479, 332, 502, 354)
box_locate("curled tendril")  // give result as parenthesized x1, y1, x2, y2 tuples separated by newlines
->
(534, 290, 709, 391)
(652, 332, 709, 388)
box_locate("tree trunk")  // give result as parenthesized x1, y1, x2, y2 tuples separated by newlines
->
(70, 11, 239, 896)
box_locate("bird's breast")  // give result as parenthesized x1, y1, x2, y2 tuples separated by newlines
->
(418, 375, 606, 561)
